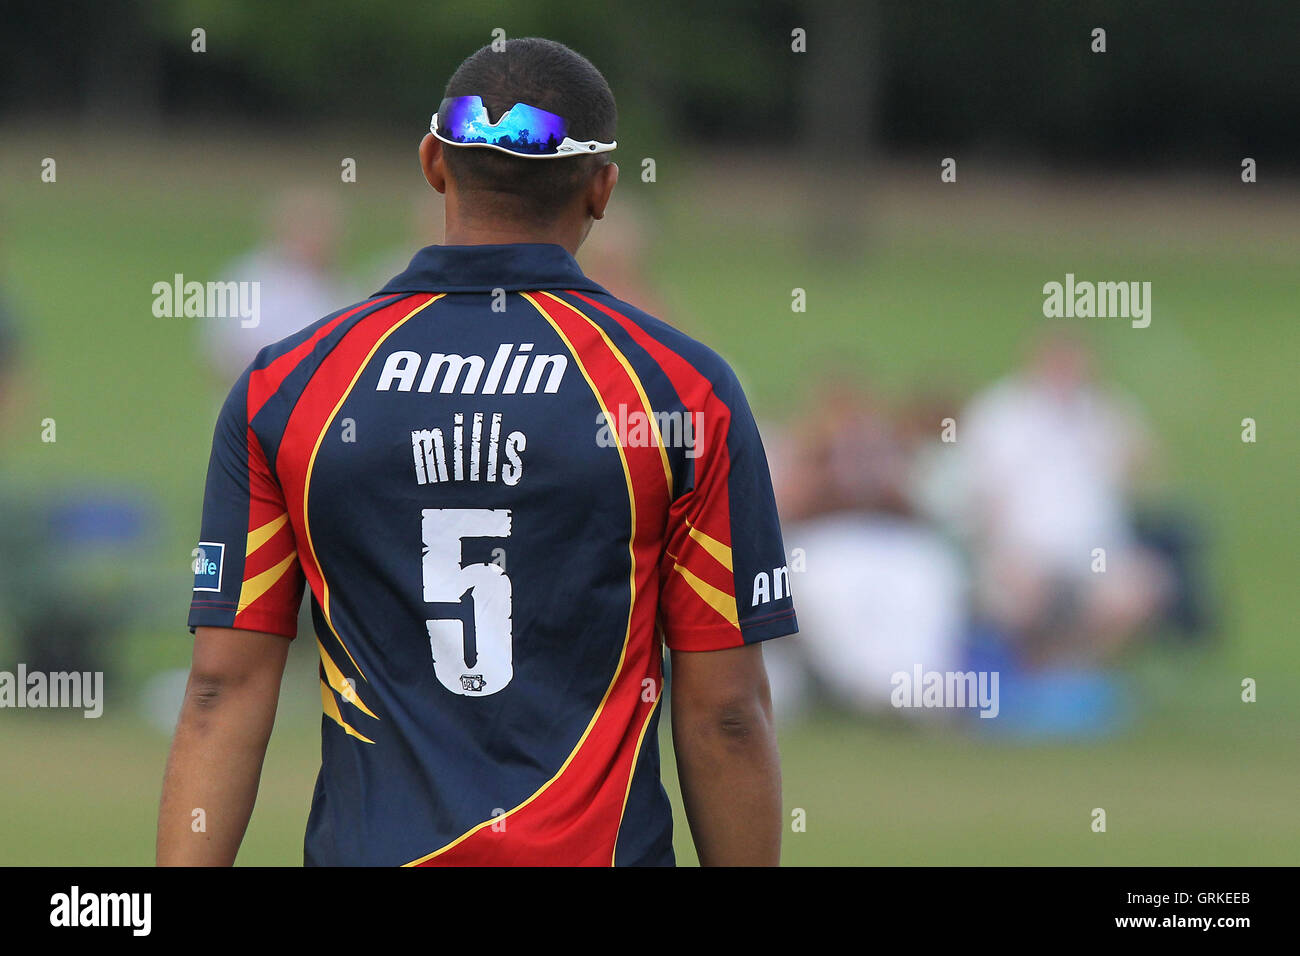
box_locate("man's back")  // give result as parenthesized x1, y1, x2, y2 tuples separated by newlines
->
(187, 243, 797, 865)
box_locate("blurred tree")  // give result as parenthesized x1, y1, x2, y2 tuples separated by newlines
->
(799, 0, 879, 258)
(0, 0, 1296, 165)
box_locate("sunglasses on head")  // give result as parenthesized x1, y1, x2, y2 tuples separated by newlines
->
(431, 95, 616, 159)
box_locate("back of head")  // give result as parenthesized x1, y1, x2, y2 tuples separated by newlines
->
(441, 38, 617, 223)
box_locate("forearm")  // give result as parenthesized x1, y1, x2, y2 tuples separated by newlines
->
(673, 701, 783, 866)
(156, 675, 279, 865)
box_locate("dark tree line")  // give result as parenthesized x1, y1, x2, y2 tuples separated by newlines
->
(2, 0, 1296, 166)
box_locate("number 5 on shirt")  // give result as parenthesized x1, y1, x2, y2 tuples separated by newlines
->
(421, 508, 513, 697)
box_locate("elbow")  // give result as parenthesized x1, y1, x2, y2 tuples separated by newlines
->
(679, 691, 775, 751)
(715, 699, 769, 743)
(669, 643, 778, 753)
(184, 670, 237, 714)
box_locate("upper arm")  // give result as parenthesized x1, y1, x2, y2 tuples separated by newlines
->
(189, 626, 291, 695)
(670, 642, 772, 717)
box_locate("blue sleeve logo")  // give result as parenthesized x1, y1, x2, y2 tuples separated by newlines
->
(193, 542, 226, 592)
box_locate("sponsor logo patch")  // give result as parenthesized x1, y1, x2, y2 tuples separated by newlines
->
(193, 542, 225, 592)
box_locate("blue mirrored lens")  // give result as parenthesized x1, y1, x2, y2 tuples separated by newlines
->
(437, 96, 570, 155)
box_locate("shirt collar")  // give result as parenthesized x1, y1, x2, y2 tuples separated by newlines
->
(377, 242, 608, 295)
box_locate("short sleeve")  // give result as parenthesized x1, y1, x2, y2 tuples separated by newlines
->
(659, 367, 798, 651)
(187, 371, 305, 638)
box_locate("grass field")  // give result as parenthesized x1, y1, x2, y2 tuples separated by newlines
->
(0, 128, 1296, 865)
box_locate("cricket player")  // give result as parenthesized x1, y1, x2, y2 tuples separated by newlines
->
(158, 37, 797, 866)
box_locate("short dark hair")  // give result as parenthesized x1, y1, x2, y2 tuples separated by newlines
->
(440, 37, 617, 222)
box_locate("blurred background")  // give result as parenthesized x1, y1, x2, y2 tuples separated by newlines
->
(1, 0, 1297, 864)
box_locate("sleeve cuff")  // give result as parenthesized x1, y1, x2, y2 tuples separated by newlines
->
(664, 608, 798, 652)
(187, 605, 299, 639)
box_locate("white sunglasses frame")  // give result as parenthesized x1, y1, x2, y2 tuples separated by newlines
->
(430, 113, 617, 160)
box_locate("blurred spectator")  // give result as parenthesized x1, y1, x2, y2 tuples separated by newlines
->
(897, 383, 967, 531)
(0, 287, 153, 678)
(769, 373, 968, 718)
(202, 187, 349, 383)
(778, 375, 912, 522)
(955, 327, 1171, 667)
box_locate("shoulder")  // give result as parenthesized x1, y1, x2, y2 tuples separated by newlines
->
(245, 292, 415, 378)
(222, 293, 417, 428)
(559, 289, 746, 404)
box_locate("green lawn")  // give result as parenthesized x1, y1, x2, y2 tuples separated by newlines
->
(4, 665, 1295, 865)
(0, 129, 1296, 865)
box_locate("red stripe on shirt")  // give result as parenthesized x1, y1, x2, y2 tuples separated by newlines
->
(414, 291, 669, 866)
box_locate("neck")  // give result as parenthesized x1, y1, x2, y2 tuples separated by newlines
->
(443, 192, 587, 255)
(443, 221, 579, 254)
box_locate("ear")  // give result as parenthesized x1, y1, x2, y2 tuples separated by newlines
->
(419, 133, 448, 194)
(587, 162, 619, 221)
